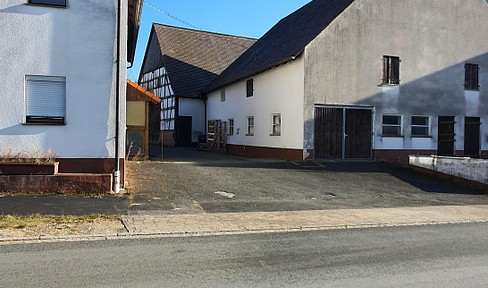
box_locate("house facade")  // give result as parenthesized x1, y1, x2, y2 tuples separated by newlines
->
(205, 0, 488, 163)
(0, 0, 142, 189)
(138, 24, 256, 147)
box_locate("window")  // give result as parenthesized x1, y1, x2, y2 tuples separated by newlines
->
(464, 63, 479, 90)
(411, 116, 430, 137)
(246, 79, 254, 97)
(28, 0, 67, 7)
(25, 75, 66, 125)
(220, 88, 225, 102)
(382, 56, 400, 85)
(271, 113, 281, 136)
(382, 115, 402, 136)
(228, 118, 234, 135)
(246, 116, 254, 136)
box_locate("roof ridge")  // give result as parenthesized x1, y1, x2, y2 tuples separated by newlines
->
(153, 23, 257, 41)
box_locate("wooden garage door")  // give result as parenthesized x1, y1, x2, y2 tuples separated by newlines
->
(315, 107, 343, 158)
(315, 107, 372, 159)
(345, 109, 372, 158)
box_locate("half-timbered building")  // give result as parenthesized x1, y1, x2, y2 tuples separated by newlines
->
(138, 24, 256, 146)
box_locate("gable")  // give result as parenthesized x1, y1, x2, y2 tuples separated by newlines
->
(141, 24, 256, 99)
(204, 0, 355, 93)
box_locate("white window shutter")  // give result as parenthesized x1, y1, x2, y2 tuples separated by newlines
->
(26, 76, 66, 118)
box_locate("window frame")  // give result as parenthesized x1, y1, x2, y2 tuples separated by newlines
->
(382, 114, 403, 137)
(411, 115, 431, 137)
(228, 118, 234, 135)
(464, 63, 479, 91)
(382, 55, 400, 85)
(246, 79, 254, 97)
(246, 116, 254, 136)
(24, 75, 66, 125)
(270, 113, 281, 136)
(27, 0, 67, 7)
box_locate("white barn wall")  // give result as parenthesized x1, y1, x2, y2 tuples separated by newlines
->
(207, 57, 305, 150)
(0, 0, 127, 159)
(303, 0, 488, 159)
(179, 98, 205, 142)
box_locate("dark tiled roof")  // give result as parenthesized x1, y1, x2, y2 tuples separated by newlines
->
(204, 0, 355, 93)
(153, 24, 256, 98)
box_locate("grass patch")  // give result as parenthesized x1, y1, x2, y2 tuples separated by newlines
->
(0, 214, 121, 230)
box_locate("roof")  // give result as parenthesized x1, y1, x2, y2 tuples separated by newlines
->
(126, 79, 161, 105)
(204, 0, 355, 93)
(152, 24, 257, 98)
(127, 0, 143, 63)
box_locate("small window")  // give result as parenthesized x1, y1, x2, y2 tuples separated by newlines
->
(228, 118, 234, 135)
(464, 63, 479, 90)
(382, 56, 400, 85)
(411, 116, 430, 137)
(382, 115, 402, 136)
(220, 88, 225, 102)
(246, 79, 254, 97)
(271, 114, 281, 136)
(246, 116, 254, 136)
(28, 0, 67, 7)
(25, 75, 66, 125)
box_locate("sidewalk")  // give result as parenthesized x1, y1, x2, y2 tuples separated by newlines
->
(2, 205, 488, 244)
(121, 205, 488, 236)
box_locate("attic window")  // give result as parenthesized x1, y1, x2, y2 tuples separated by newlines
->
(246, 79, 254, 97)
(28, 0, 67, 7)
(382, 56, 400, 85)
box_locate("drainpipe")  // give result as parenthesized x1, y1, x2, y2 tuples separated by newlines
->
(114, 0, 122, 194)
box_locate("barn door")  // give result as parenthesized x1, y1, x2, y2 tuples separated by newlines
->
(345, 109, 372, 158)
(315, 107, 372, 159)
(464, 117, 480, 157)
(314, 107, 343, 158)
(438, 116, 455, 156)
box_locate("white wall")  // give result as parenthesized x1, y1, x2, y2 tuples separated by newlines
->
(0, 0, 127, 159)
(207, 57, 305, 150)
(179, 98, 205, 142)
(409, 155, 488, 185)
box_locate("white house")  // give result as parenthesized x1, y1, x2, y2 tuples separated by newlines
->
(0, 0, 142, 190)
(204, 0, 488, 163)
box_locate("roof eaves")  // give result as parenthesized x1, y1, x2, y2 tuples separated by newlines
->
(126, 79, 161, 104)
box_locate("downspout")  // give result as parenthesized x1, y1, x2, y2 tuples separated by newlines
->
(114, 0, 122, 194)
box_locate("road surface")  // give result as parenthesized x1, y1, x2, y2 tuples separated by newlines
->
(1, 223, 487, 287)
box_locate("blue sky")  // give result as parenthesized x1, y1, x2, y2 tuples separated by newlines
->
(127, 0, 312, 82)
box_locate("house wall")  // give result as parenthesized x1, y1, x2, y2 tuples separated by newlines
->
(0, 0, 128, 164)
(207, 57, 305, 159)
(179, 98, 205, 142)
(303, 0, 488, 162)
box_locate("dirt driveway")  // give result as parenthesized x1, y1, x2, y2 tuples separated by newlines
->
(126, 147, 488, 215)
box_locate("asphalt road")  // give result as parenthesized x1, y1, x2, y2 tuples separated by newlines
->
(128, 147, 488, 214)
(2, 223, 488, 287)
